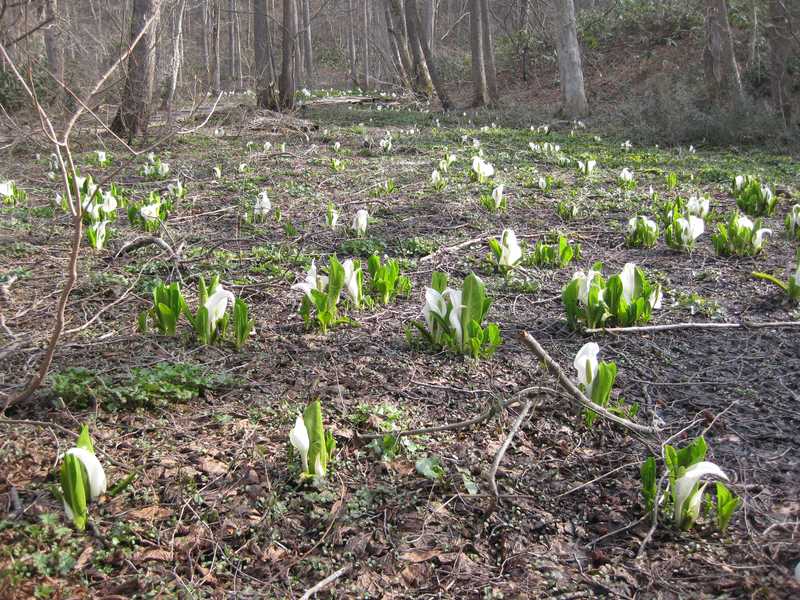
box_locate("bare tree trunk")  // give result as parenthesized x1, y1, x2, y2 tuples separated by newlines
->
(470, 0, 490, 106)
(422, 0, 434, 52)
(479, 0, 498, 101)
(278, 0, 297, 109)
(234, 0, 244, 87)
(111, 0, 163, 141)
(383, 0, 412, 87)
(201, 1, 211, 86)
(768, 0, 792, 125)
(703, 0, 744, 109)
(301, 0, 313, 86)
(43, 0, 65, 108)
(254, 0, 278, 107)
(403, 0, 433, 95)
(347, 0, 358, 86)
(212, 0, 222, 90)
(363, 0, 370, 89)
(386, 0, 415, 88)
(406, 0, 451, 109)
(227, 0, 236, 86)
(554, 0, 588, 117)
(519, 0, 530, 81)
(164, 0, 186, 119)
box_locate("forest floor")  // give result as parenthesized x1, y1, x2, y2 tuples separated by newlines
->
(1, 97, 799, 598)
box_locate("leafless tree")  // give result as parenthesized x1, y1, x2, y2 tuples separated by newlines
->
(554, 0, 588, 117)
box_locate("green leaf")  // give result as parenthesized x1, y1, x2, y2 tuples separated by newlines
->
(460, 273, 487, 352)
(431, 271, 448, 293)
(303, 400, 327, 476)
(641, 456, 657, 513)
(715, 482, 741, 532)
(60, 454, 88, 530)
(415, 456, 445, 481)
(75, 425, 94, 453)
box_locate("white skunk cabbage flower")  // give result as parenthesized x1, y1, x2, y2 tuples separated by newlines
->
(431, 169, 442, 186)
(333, 141, 341, 152)
(734, 175, 745, 190)
(620, 263, 637, 304)
(627, 216, 657, 235)
(572, 269, 602, 304)
(352, 209, 368, 236)
(289, 415, 310, 473)
(292, 260, 328, 298)
(499, 228, 521, 267)
(205, 285, 235, 326)
(342, 259, 361, 305)
(673, 461, 728, 528)
(752, 227, 772, 251)
(619, 168, 634, 183)
(314, 455, 325, 477)
(649, 287, 663, 310)
(787, 205, 800, 229)
(96, 150, 107, 164)
(687, 195, 710, 219)
(422, 288, 448, 334)
(677, 215, 705, 244)
(492, 185, 504, 209)
(445, 288, 464, 348)
(89, 220, 109, 250)
(621, 140, 632, 150)
(471, 156, 494, 180)
(100, 191, 117, 214)
(140, 202, 161, 222)
(254, 191, 271, 216)
(62, 447, 107, 515)
(574, 342, 600, 398)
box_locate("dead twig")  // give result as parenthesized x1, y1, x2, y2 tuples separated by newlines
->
(519, 332, 661, 437)
(488, 398, 538, 500)
(114, 236, 181, 260)
(298, 564, 352, 600)
(419, 236, 490, 263)
(585, 320, 800, 334)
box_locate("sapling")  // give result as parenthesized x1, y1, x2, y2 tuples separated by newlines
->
(60, 425, 107, 530)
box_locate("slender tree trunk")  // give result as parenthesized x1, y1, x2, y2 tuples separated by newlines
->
(406, 0, 451, 109)
(254, 0, 278, 107)
(278, 0, 297, 109)
(362, 0, 371, 89)
(111, 0, 163, 141)
(422, 0, 435, 52)
(768, 0, 792, 125)
(301, 0, 313, 86)
(519, 0, 530, 81)
(554, 0, 588, 117)
(479, 0, 498, 101)
(227, 0, 236, 86)
(347, 0, 358, 86)
(386, 0, 415, 87)
(43, 0, 65, 108)
(201, 1, 211, 86)
(703, 0, 745, 109)
(234, 0, 243, 87)
(403, 0, 433, 95)
(212, 0, 222, 90)
(164, 0, 186, 119)
(470, 0, 490, 106)
(383, 0, 412, 87)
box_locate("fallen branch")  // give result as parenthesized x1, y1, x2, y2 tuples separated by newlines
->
(519, 332, 661, 436)
(299, 564, 352, 600)
(585, 320, 800, 334)
(419, 236, 489, 263)
(114, 236, 181, 260)
(488, 398, 538, 499)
